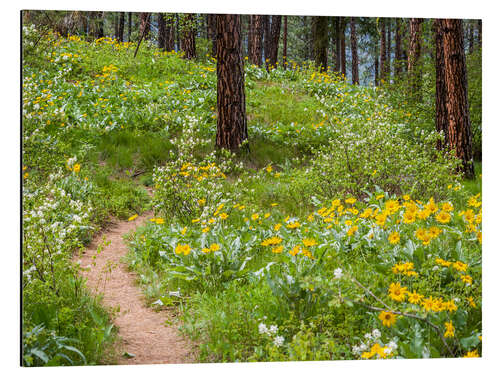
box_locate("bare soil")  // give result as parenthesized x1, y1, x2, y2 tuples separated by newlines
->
(75, 213, 195, 365)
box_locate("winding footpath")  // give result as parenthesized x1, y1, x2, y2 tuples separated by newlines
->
(74, 213, 194, 365)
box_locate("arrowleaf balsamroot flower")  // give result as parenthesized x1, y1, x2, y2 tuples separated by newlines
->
(378, 311, 396, 327)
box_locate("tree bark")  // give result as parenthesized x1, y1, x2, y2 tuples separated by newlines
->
(268, 16, 282, 69)
(127, 12, 132, 42)
(335, 18, 341, 72)
(283, 16, 288, 68)
(139, 12, 150, 40)
(313, 16, 328, 72)
(207, 14, 217, 57)
(477, 19, 482, 48)
(434, 19, 449, 150)
(340, 18, 346, 77)
(263, 15, 272, 69)
(350, 17, 359, 84)
(158, 13, 166, 49)
(380, 18, 387, 83)
(441, 19, 475, 178)
(408, 18, 423, 99)
(117, 12, 125, 42)
(374, 53, 379, 86)
(216, 14, 248, 151)
(387, 18, 391, 81)
(97, 11, 104, 39)
(180, 14, 196, 59)
(395, 18, 402, 76)
(249, 15, 264, 66)
(468, 22, 474, 53)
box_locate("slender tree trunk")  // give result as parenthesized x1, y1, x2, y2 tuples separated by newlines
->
(249, 15, 264, 66)
(139, 12, 150, 40)
(283, 16, 288, 68)
(165, 14, 175, 52)
(180, 14, 196, 59)
(387, 18, 391, 81)
(312, 16, 328, 72)
(263, 15, 271, 69)
(97, 11, 104, 39)
(408, 18, 423, 99)
(395, 18, 402, 76)
(441, 19, 475, 178)
(468, 22, 474, 53)
(374, 54, 379, 86)
(380, 18, 387, 83)
(340, 18, 346, 77)
(434, 19, 449, 150)
(158, 13, 166, 50)
(207, 14, 217, 57)
(350, 17, 359, 84)
(81, 12, 88, 35)
(117, 12, 125, 42)
(216, 14, 248, 151)
(127, 12, 132, 42)
(268, 16, 282, 69)
(477, 19, 482, 48)
(114, 13, 119, 40)
(335, 18, 341, 72)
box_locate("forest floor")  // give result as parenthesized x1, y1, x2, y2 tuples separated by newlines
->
(74, 212, 195, 365)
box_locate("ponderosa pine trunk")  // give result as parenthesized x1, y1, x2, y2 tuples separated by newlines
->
(268, 15, 282, 70)
(140, 12, 150, 40)
(468, 22, 474, 54)
(180, 14, 196, 59)
(216, 14, 248, 151)
(283, 16, 288, 68)
(434, 19, 449, 150)
(408, 18, 423, 99)
(263, 15, 271, 69)
(335, 18, 341, 73)
(387, 18, 391, 81)
(127, 12, 132, 42)
(477, 19, 482, 48)
(441, 18, 475, 178)
(158, 13, 166, 50)
(340, 18, 346, 77)
(312, 16, 328, 72)
(249, 15, 264, 66)
(207, 14, 217, 57)
(374, 53, 379, 86)
(117, 12, 125, 42)
(165, 14, 175, 52)
(395, 18, 402, 76)
(380, 18, 387, 83)
(350, 17, 359, 84)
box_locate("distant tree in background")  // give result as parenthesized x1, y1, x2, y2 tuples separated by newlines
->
(312, 16, 328, 72)
(248, 15, 264, 66)
(268, 16, 282, 69)
(395, 18, 403, 77)
(379, 18, 387, 82)
(180, 14, 196, 59)
(282, 16, 288, 68)
(407, 18, 423, 99)
(216, 14, 248, 151)
(350, 17, 359, 84)
(139, 12, 150, 40)
(434, 19, 448, 151)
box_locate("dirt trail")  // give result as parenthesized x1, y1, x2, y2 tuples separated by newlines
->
(75, 213, 194, 365)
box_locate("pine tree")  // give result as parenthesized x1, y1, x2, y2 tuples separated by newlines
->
(350, 17, 359, 84)
(380, 18, 387, 83)
(312, 16, 328, 72)
(180, 14, 196, 59)
(268, 16, 282, 70)
(282, 16, 288, 68)
(434, 19, 448, 150)
(248, 15, 264, 66)
(440, 19, 475, 178)
(408, 18, 423, 99)
(216, 14, 248, 151)
(395, 18, 402, 76)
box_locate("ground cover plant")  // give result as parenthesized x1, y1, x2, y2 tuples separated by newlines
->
(22, 12, 481, 366)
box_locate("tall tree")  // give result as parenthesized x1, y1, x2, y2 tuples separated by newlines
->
(263, 15, 272, 69)
(335, 18, 341, 72)
(441, 19, 475, 178)
(117, 12, 125, 42)
(312, 16, 328, 72)
(268, 16, 282, 69)
(386, 18, 391, 80)
(97, 11, 104, 39)
(350, 17, 359, 84)
(165, 14, 175, 52)
(216, 14, 248, 151)
(139, 12, 150, 40)
(434, 19, 448, 150)
(408, 18, 423, 98)
(180, 14, 196, 59)
(395, 18, 402, 76)
(380, 18, 387, 82)
(477, 19, 482, 48)
(468, 22, 474, 53)
(248, 15, 264, 66)
(158, 13, 166, 50)
(282, 16, 288, 68)
(340, 18, 346, 77)
(127, 12, 132, 42)
(207, 14, 217, 57)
